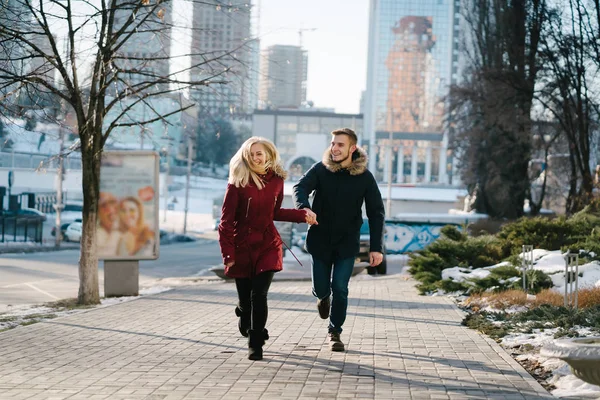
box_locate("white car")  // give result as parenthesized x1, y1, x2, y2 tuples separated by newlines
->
(64, 222, 82, 242)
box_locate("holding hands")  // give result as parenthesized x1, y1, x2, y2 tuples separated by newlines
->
(304, 209, 319, 225)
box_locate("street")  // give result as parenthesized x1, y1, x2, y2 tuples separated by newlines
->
(0, 239, 223, 312)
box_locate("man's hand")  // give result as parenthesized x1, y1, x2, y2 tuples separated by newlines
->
(369, 252, 383, 267)
(225, 261, 235, 268)
(304, 209, 318, 225)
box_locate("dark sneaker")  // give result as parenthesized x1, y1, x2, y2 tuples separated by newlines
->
(317, 296, 330, 319)
(328, 332, 345, 352)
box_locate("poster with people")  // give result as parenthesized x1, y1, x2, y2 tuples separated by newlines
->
(98, 151, 160, 260)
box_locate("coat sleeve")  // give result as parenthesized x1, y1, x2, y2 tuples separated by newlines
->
(218, 183, 238, 264)
(364, 171, 386, 253)
(274, 181, 306, 223)
(292, 163, 319, 209)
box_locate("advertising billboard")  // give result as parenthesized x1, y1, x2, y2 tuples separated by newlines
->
(98, 151, 160, 260)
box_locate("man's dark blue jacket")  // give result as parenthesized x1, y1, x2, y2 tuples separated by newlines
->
(292, 147, 385, 260)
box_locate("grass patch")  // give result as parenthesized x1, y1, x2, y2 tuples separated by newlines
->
(22, 313, 57, 320)
(0, 316, 18, 323)
(20, 321, 38, 326)
(462, 313, 509, 339)
(43, 298, 94, 310)
(466, 287, 600, 311)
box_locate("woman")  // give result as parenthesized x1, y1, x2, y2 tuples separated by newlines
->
(117, 196, 155, 257)
(219, 136, 317, 361)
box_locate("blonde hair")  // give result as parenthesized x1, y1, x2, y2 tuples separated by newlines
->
(228, 136, 288, 189)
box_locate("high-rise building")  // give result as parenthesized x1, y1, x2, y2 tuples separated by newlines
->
(259, 45, 308, 109)
(189, 2, 258, 117)
(364, 0, 461, 185)
(0, 1, 32, 104)
(112, 2, 172, 92)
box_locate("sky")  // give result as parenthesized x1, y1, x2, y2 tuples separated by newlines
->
(257, 0, 370, 114)
(43, 0, 370, 114)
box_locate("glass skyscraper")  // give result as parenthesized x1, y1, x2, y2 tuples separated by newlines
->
(364, 0, 460, 185)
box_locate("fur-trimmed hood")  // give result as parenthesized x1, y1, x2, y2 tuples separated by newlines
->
(322, 146, 368, 175)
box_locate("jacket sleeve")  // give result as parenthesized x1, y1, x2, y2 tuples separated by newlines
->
(292, 163, 319, 209)
(218, 183, 238, 264)
(364, 172, 386, 253)
(274, 182, 306, 223)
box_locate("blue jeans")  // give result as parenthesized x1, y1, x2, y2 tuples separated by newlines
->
(311, 255, 355, 333)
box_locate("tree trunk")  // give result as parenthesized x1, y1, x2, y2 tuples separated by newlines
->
(77, 137, 101, 305)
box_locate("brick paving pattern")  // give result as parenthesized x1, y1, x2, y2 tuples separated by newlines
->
(0, 272, 552, 399)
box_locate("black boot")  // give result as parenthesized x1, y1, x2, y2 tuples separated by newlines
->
(235, 307, 250, 337)
(248, 329, 269, 361)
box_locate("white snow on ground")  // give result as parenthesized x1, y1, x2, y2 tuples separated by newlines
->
(0, 285, 173, 332)
(500, 327, 600, 398)
(441, 262, 512, 283)
(447, 249, 600, 398)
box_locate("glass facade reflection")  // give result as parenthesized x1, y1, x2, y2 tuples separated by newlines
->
(365, 0, 460, 184)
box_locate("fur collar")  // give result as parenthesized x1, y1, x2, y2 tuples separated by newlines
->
(322, 146, 368, 175)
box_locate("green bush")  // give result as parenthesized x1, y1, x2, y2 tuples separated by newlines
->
(440, 225, 466, 241)
(498, 216, 573, 253)
(436, 279, 470, 293)
(525, 269, 554, 293)
(408, 235, 505, 293)
(409, 206, 600, 295)
(491, 264, 522, 280)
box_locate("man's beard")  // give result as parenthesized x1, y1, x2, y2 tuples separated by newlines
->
(331, 151, 350, 164)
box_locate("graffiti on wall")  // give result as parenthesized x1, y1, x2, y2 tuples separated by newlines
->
(384, 222, 456, 254)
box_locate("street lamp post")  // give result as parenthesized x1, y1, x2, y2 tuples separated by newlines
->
(386, 128, 393, 217)
(54, 127, 65, 247)
(183, 135, 192, 234)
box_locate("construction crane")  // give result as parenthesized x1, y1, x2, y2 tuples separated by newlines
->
(298, 28, 317, 48)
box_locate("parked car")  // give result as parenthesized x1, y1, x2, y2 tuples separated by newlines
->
(358, 218, 387, 275)
(18, 207, 47, 221)
(63, 202, 83, 212)
(64, 222, 82, 242)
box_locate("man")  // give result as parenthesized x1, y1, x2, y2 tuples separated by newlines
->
(293, 128, 385, 351)
(97, 192, 121, 256)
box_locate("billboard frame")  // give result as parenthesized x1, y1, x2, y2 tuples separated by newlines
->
(98, 150, 160, 261)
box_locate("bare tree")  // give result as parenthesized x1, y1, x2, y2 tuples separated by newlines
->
(0, 0, 254, 304)
(534, 0, 600, 214)
(449, 0, 549, 219)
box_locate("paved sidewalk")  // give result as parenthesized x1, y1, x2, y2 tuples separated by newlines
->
(0, 270, 552, 399)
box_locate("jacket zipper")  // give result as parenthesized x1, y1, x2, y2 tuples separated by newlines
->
(245, 197, 252, 218)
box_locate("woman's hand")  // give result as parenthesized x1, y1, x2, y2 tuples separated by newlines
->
(304, 209, 318, 225)
(225, 261, 235, 268)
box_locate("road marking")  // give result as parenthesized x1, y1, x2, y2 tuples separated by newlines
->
(24, 283, 60, 300)
(2, 279, 63, 289)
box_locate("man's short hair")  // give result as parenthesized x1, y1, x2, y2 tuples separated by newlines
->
(331, 128, 358, 146)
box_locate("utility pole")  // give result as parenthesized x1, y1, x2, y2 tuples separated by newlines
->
(183, 135, 192, 234)
(54, 127, 65, 247)
(386, 128, 393, 217)
(163, 140, 170, 223)
(140, 107, 145, 150)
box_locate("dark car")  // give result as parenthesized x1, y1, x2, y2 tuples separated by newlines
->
(51, 222, 72, 239)
(358, 218, 387, 275)
(51, 218, 82, 239)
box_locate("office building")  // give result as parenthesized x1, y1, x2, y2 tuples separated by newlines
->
(259, 45, 308, 109)
(364, 0, 461, 185)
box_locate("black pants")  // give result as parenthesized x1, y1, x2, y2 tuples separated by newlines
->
(235, 271, 275, 333)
